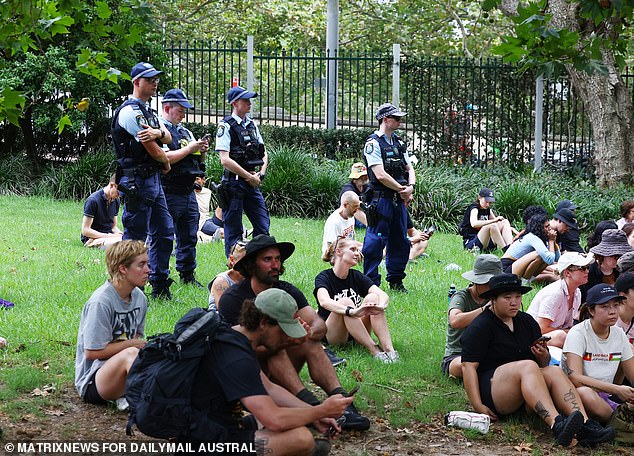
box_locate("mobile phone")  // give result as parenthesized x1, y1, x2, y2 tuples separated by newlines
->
(426, 225, 436, 235)
(347, 385, 360, 397)
(531, 335, 551, 347)
(326, 415, 347, 437)
(200, 133, 212, 141)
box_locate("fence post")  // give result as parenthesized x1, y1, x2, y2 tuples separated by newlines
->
(534, 75, 544, 172)
(392, 44, 400, 107)
(247, 35, 255, 114)
(326, 0, 339, 129)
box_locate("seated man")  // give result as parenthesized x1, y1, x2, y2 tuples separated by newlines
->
(340, 162, 368, 228)
(218, 235, 370, 431)
(81, 176, 123, 249)
(526, 251, 595, 348)
(442, 254, 502, 378)
(194, 176, 224, 243)
(75, 240, 148, 408)
(186, 288, 353, 454)
(408, 218, 433, 262)
(322, 191, 362, 258)
(208, 241, 247, 311)
(556, 200, 584, 253)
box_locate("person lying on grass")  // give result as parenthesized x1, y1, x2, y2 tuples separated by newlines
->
(74, 240, 148, 408)
(561, 284, 634, 425)
(461, 273, 616, 447)
(315, 236, 398, 363)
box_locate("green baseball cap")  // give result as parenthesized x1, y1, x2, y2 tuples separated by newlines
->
(255, 288, 306, 338)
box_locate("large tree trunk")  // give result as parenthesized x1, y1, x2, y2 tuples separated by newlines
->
(17, 106, 40, 171)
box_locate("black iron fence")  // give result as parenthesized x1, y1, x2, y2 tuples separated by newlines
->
(164, 40, 633, 169)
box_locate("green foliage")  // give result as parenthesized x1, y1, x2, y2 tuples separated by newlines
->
(0, 155, 36, 196)
(33, 149, 117, 200)
(495, 182, 545, 223)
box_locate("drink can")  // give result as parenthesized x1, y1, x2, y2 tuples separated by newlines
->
(444, 411, 490, 434)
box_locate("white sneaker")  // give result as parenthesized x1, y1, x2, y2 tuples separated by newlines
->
(115, 397, 129, 412)
(386, 350, 400, 362)
(373, 351, 391, 363)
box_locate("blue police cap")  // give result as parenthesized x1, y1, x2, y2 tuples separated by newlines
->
(162, 89, 194, 109)
(131, 62, 162, 82)
(227, 86, 258, 104)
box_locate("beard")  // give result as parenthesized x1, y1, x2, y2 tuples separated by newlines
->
(254, 267, 279, 285)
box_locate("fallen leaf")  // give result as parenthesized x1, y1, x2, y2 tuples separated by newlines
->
(31, 388, 48, 397)
(44, 409, 64, 417)
(351, 370, 363, 382)
(513, 442, 532, 453)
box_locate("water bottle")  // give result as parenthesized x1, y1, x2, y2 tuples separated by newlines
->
(445, 411, 490, 434)
(448, 284, 456, 303)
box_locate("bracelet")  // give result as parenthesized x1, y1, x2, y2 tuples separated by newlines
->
(345, 306, 352, 317)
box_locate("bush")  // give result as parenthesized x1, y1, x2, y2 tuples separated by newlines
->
(0, 155, 36, 196)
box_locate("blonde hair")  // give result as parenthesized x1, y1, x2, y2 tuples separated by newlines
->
(322, 236, 357, 265)
(228, 241, 247, 269)
(106, 240, 147, 282)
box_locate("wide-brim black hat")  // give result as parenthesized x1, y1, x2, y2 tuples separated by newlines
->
(233, 235, 295, 275)
(479, 273, 532, 299)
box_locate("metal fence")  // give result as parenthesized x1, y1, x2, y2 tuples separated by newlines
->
(164, 39, 634, 168)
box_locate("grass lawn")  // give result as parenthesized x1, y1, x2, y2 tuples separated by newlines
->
(0, 195, 618, 453)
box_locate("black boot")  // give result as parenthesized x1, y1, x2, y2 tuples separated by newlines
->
(150, 278, 174, 300)
(180, 271, 204, 288)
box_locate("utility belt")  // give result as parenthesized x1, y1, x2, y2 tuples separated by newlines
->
(162, 184, 194, 195)
(123, 164, 161, 179)
(368, 188, 401, 203)
(223, 169, 243, 180)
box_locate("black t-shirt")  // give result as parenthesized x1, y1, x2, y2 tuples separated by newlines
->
(193, 328, 267, 431)
(313, 269, 374, 321)
(81, 189, 120, 243)
(461, 308, 541, 374)
(339, 182, 362, 200)
(218, 279, 309, 325)
(459, 203, 490, 239)
(580, 261, 619, 304)
(557, 228, 583, 253)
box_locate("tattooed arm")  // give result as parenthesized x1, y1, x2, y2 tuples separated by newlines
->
(565, 352, 634, 402)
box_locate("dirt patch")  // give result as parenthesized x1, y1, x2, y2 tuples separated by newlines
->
(0, 386, 620, 455)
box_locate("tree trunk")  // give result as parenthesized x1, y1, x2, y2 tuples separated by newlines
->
(18, 106, 40, 171)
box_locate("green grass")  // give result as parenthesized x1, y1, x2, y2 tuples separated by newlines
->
(0, 195, 619, 453)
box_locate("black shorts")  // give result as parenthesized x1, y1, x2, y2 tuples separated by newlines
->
(478, 368, 501, 416)
(501, 257, 514, 273)
(83, 370, 107, 405)
(441, 354, 460, 376)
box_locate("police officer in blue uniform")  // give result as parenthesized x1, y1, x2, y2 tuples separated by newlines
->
(160, 89, 209, 287)
(362, 103, 416, 293)
(215, 86, 269, 258)
(111, 62, 175, 299)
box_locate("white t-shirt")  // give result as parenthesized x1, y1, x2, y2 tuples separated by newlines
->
(561, 319, 633, 384)
(195, 187, 212, 229)
(322, 209, 355, 256)
(527, 279, 580, 330)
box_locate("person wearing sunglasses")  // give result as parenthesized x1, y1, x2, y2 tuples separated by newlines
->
(527, 252, 596, 349)
(361, 103, 415, 293)
(111, 62, 175, 300)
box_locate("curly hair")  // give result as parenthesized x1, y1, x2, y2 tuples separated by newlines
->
(520, 213, 549, 243)
(522, 205, 548, 226)
(587, 220, 618, 251)
(239, 299, 277, 331)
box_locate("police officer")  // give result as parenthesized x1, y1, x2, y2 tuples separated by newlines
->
(111, 62, 175, 299)
(160, 89, 209, 287)
(215, 85, 269, 258)
(362, 103, 415, 293)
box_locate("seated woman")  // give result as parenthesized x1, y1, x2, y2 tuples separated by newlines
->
(461, 273, 615, 446)
(615, 272, 634, 343)
(209, 241, 247, 311)
(501, 213, 559, 280)
(314, 237, 398, 363)
(562, 283, 634, 425)
(581, 229, 634, 303)
(458, 187, 514, 252)
(527, 252, 595, 348)
(616, 200, 634, 230)
(586, 220, 618, 252)
(408, 221, 432, 262)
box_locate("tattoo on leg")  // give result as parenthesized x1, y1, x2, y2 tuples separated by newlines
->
(255, 437, 272, 456)
(563, 388, 581, 411)
(534, 401, 551, 421)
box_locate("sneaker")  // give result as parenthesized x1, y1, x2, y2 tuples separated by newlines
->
(389, 282, 408, 293)
(115, 397, 129, 412)
(373, 351, 391, 363)
(323, 347, 346, 367)
(341, 403, 370, 431)
(386, 350, 400, 362)
(552, 411, 583, 446)
(577, 418, 616, 447)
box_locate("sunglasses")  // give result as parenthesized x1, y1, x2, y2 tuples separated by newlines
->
(568, 265, 590, 272)
(144, 77, 160, 84)
(229, 240, 247, 256)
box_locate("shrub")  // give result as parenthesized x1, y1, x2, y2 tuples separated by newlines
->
(0, 155, 36, 196)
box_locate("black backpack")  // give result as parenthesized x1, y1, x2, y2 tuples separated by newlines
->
(125, 308, 238, 441)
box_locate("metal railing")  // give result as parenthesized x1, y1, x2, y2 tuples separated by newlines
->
(164, 39, 633, 169)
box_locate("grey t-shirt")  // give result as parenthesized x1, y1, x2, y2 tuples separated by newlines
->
(443, 287, 482, 358)
(74, 280, 147, 398)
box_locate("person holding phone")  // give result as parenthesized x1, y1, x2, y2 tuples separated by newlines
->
(159, 89, 209, 290)
(461, 273, 615, 447)
(316, 236, 398, 363)
(408, 219, 433, 262)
